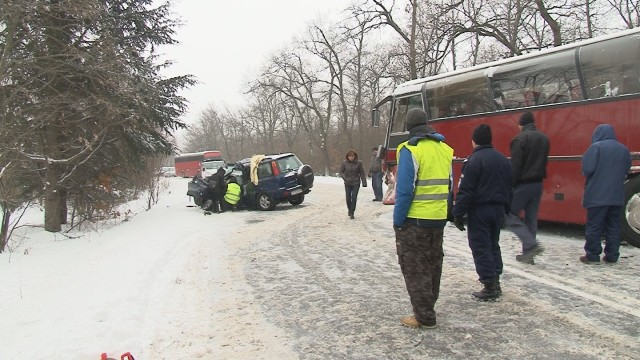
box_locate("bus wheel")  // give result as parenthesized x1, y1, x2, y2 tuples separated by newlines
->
(622, 176, 640, 248)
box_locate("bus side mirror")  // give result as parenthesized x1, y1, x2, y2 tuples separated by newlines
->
(372, 108, 380, 128)
(376, 144, 386, 159)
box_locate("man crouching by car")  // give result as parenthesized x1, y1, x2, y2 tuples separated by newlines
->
(204, 167, 227, 213)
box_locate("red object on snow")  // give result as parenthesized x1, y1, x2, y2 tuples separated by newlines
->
(100, 352, 134, 360)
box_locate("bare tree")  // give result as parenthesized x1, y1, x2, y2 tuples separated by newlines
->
(257, 50, 335, 174)
(606, 0, 640, 28)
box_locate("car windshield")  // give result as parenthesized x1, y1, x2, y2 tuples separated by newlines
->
(202, 160, 225, 170)
(275, 155, 302, 172)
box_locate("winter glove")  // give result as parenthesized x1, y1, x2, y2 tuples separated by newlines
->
(362, 180, 367, 187)
(453, 216, 466, 231)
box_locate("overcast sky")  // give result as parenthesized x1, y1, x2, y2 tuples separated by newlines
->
(161, 0, 351, 129)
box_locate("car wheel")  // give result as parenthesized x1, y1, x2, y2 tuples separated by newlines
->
(297, 164, 314, 189)
(257, 193, 276, 211)
(288, 195, 304, 206)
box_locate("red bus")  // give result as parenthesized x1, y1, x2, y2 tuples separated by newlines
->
(174, 150, 223, 178)
(372, 28, 640, 247)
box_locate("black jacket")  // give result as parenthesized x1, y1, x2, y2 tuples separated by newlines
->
(206, 171, 227, 197)
(453, 145, 512, 217)
(510, 123, 549, 186)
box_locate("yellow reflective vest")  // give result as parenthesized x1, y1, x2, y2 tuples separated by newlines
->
(397, 139, 453, 220)
(224, 183, 241, 205)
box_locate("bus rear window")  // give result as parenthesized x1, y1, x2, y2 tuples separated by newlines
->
(579, 34, 640, 99)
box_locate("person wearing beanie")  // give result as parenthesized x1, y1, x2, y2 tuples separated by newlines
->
(518, 111, 534, 126)
(452, 124, 512, 300)
(506, 112, 550, 264)
(472, 123, 492, 146)
(405, 107, 428, 131)
(393, 108, 453, 329)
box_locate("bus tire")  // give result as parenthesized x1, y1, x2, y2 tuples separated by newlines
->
(621, 176, 640, 248)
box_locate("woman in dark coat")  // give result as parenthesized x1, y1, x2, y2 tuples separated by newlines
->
(339, 149, 367, 219)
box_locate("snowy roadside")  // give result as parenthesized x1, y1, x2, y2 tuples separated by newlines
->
(0, 176, 638, 359)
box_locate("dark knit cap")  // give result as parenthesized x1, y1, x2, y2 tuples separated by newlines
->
(405, 108, 428, 131)
(519, 111, 534, 126)
(472, 124, 492, 146)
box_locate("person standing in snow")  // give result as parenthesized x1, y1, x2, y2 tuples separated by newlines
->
(580, 124, 631, 264)
(452, 124, 512, 301)
(369, 147, 384, 201)
(506, 112, 550, 264)
(393, 108, 454, 328)
(339, 149, 367, 219)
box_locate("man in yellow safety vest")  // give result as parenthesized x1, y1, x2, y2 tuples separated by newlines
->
(393, 108, 454, 329)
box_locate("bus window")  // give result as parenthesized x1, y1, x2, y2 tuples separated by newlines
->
(579, 33, 640, 98)
(568, 79, 584, 101)
(491, 50, 578, 108)
(425, 69, 492, 120)
(392, 94, 423, 133)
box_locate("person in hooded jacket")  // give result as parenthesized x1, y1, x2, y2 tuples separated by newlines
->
(339, 149, 367, 219)
(580, 124, 631, 264)
(393, 108, 454, 329)
(453, 124, 512, 300)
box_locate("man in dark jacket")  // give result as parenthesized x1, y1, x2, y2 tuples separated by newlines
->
(453, 124, 512, 300)
(369, 147, 384, 201)
(506, 112, 550, 264)
(580, 124, 631, 264)
(204, 167, 227, 213)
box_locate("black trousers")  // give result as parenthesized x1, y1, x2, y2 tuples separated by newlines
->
(467, 204, 504, 283)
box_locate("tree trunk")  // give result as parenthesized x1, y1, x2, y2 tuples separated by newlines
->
(0, 205, 11, 253)
(44, 164, 62, 232)
(59, 188, 68, 225)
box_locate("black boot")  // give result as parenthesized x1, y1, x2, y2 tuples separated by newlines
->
(472, 280, 499, 301)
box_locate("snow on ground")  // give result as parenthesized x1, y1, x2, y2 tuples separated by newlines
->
(0, 176, 638, 360)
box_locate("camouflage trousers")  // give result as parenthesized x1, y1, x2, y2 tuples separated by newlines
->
(395, 223, 444, 325)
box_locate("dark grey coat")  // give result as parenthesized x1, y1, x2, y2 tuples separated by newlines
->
(340, 159, 367, 186)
